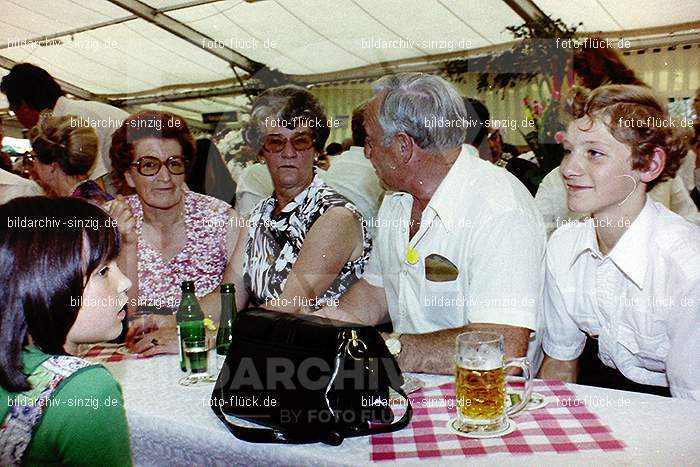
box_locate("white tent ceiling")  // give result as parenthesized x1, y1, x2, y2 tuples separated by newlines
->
(1, 0, 699, 124)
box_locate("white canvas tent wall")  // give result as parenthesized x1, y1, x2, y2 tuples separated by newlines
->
(1, 0, 699, 139)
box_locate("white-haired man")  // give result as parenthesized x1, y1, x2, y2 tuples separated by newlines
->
(312, 73, 546, 375)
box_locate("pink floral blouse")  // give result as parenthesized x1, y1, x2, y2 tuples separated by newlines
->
(125, 191, 230, 309)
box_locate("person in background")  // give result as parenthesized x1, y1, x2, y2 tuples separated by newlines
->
(463, 97, 539, 195)
(107, 111, 243, 356)
(0, 167, 43, 205)
(691, 87, 700, 207)
(235, 159, 274, 217)
(341, 137, 353, 152)
(310, 73, 546, 375)
(187, 138, 236, 206)
(0, 63, 128, 194)
(28, 113, 112, 205)
(0, 197, 132, 466)
(0, 116, 43, 204)
(0, 117, 13, 172)
(230, 85, 372, 313)
(487, 129, 521, 162)
(325, 142, 344, 156)
(539, 85, 700, 399)
(462, 97, 492, 161)
(321, 102, 385, 235)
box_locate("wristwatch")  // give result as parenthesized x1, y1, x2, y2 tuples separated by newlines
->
(385, 333, 402, 357)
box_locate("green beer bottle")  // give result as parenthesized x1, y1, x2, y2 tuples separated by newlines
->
(216, 283, 236, 370)
(176, 280, 205, 372)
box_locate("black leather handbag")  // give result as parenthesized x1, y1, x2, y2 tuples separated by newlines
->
(211, 308, 412, 445)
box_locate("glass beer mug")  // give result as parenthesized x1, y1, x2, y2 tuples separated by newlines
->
(454, 331, 533, 432)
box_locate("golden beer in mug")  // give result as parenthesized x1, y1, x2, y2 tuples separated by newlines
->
(456, 366, 506, 420)
(454, 332, 533, 432)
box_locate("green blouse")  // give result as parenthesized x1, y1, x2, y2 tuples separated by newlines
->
(0, 346, 132, 466)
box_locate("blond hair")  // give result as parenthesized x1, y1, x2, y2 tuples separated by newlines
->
(29, 113, 99, 176)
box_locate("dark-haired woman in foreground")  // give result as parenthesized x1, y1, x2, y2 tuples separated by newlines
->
(0, 197, 132, 466)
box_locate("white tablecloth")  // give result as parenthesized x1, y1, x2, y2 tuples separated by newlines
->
(104, 355, 700, 466)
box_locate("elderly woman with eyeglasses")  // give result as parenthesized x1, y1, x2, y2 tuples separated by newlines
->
(229, 85, 372, 313)
(107, 110, 243, 356)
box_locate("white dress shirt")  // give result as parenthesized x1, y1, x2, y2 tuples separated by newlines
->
(234, 163, 273, 218)
(364, 145, 546, 369)
(542, 197, 700, 399)
(53, 96, 128, 181)
(320, 146, 384, 236)
(0, 168, 43, 205)
(535, 165, 700, 236)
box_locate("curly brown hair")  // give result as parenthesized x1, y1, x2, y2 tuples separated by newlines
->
(110, 110, 195, 195)
(243, 85, 330, 156)
(566, 84, 688, 191)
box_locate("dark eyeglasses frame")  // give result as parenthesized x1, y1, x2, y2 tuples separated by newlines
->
(262, 132, 315, 153)
(131, 155, 187, 176)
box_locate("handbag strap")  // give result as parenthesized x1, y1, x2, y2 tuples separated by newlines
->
(339, 386, 413, 439)
(213, 384, 413, 446)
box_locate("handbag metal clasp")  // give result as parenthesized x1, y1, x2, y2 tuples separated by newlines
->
(346, 330, 367, 360)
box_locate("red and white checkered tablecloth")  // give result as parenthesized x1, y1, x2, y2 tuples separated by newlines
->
(81, 343, 141, 362)
(371, 379, 625, 461)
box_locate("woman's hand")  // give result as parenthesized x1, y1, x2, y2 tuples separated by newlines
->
(126, 314, 178, 356)
(107, 195, 137, 245)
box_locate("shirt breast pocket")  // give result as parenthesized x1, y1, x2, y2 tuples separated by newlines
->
(617, 324, 668, 372)
(423, 279, 462, 329)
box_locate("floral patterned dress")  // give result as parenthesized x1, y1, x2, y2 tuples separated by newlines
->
(243, 175, 372, 310)
(125, 191, 230, 309)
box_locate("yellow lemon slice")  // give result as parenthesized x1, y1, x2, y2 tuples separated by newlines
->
(203, 318, 216, 331)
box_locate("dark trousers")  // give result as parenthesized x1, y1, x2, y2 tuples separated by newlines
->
(577, 337, 671, 397)
(691, 187, 700, 210)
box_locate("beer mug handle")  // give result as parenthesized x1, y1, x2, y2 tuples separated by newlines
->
(504, 357, 533, 417)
